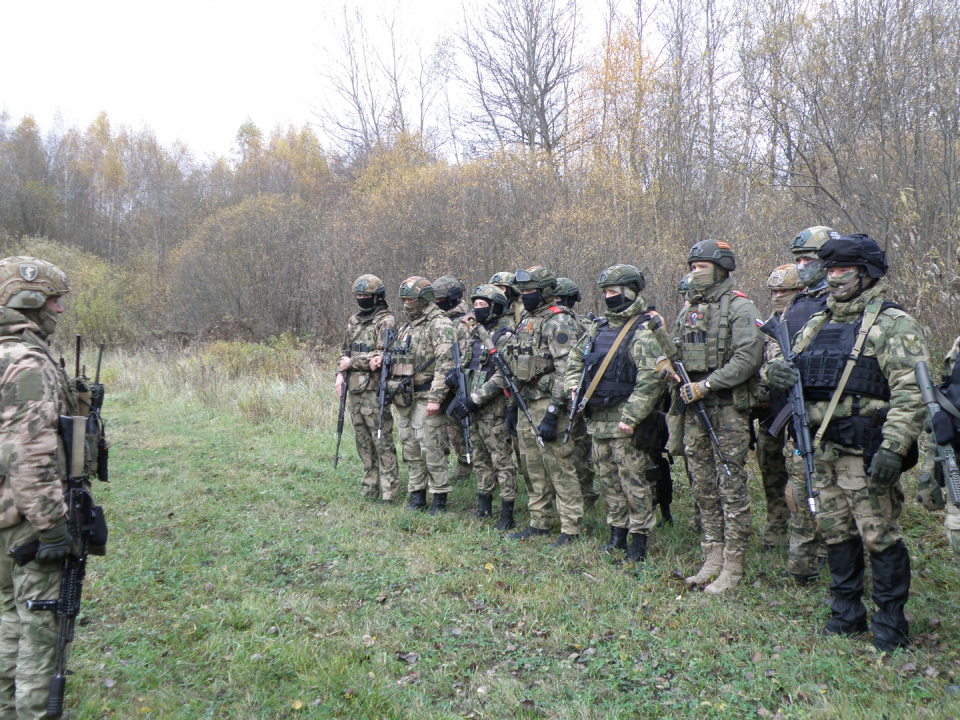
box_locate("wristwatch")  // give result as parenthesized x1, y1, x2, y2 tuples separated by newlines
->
(546, 404, 558, 415)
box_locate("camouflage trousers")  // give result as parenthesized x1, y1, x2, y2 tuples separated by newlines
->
(472, 406, 519, 502)
(395, 393, 452, 496)
(814, 451, 903, 554)
(684, 404, 752, 553)
(946, 503, 960, 561)
(348, 391, 400, 501)
(571, 418, 599, 508)
(444, 413, 472, 480)
(0, 521, 62, 720)
(755, 424, 789, 546)
(784, 447, 827, 575)
(517, 398, 584, 535)
(593, 436, 655, 534)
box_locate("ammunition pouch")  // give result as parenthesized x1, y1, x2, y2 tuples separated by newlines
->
(631, 410, 669, 453)
(732, 375, 760, 413)
(347, 372, 371, 392)
(509, 349, 553, 383)
(349, 341, 372, 354)
(818, 413, 918, 474)
(679, 331, 709, 373)
(386, 379, 413, 407)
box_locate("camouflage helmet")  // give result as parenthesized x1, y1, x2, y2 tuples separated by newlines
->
(513, 266, 558, 294)
(766, 264, 803, 291)
(687, 239, 736, 271)
(398, 276, 435, 303)
(0, 256, 70, 309)
(554, 277, 581, 303)
(432, 275, 464, 302)
(597, 264, 645, 295)
(791, 226, 838, 258)
(353, 274, 385, 299)
(677, 273, 693, 295)
(489, 271, 519, 301)
(470, 283, 509, 317)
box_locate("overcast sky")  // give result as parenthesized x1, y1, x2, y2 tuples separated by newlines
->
(1, 0, 609, 159)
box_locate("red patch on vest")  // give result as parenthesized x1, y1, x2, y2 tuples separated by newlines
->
(548, 306, 563, 314)
(732, 291, 747, 298)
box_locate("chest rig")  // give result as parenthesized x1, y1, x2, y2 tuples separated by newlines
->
(583, 316, 648, 407)
(465, 325, 510, 386)
(678, 293, 733, 373)
(504, 307, 565, 382)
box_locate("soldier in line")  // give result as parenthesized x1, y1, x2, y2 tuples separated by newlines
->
(433, 276, 473, 484)
(765, 234, 927, 651)
(666, 240, 764, 595)
(564, 265, 668, 562)
(491, 271, 522, 326)
(0, 257, 85, 718)
(389, 277, 456, 514)
(504, 267, 585, 546)
(336, 275, 400, 502)
(447, 284, 519, 529)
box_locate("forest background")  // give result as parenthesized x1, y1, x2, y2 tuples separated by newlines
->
(2, 0, 959, 358)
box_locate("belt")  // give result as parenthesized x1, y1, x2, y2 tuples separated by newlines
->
(413, 381, 432, 393)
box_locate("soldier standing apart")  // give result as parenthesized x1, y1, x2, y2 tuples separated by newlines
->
(446, 285, 519, 529)
(504, 267, 585, 546)
(754, 264, 803, 550)
(765, 234, 927, 651)
(389, 277, 455, 514)
(554, 278, 598, 510)
(564, 265, 667, 562)
(669, 240, 764, 594)
(434, 276, 473, 484)
(0, 257, 83, 718)
(336, 275, 400, 501)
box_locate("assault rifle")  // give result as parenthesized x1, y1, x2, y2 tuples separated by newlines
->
(564, 334, 594, 444)
(447, 342, 472, 463)
(648, 318, 732, 477)
(377, 329, 397, 439)
(478, 334, 544, 447)
(916, 360, 960, 507)
(757, 317, 818, 514)
(334, 348, 350, 468)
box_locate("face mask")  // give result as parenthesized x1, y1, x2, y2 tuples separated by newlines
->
(357, 296, 376, 312)
(797, 259, 825, 287)
(436, 297, 456, 312)
(605, 294, 628, 312)
(21, 308, 57, 339)
(691, 266, 716, 290)
(403, 301, 424, 320)
(521, 292, 542, 312)
(473, 306, 491, 325)
(827, 268, 862, 301)
(772, 292, 796, 314)
(558, 296, 576, 308)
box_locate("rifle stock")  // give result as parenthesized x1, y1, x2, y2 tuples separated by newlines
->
(377, 329, 397, 440)
(564, 335, 593, 444)
(447, 341, 472, 463)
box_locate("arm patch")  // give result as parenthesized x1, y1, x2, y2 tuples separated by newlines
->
(15, 370, 44, 402)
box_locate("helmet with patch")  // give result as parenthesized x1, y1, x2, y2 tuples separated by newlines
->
(597, 264, 645, 295)
(513, 266, 558, 293)
(791, 226, 838, 259)
(398, 276, 435, 303)
(554, 277, 581, 304)
(818, 234, 888, 279)
(766, 264, 803, 291)
(470, 284, 508, 317)
(353, 274, 386, 299)
(0, 256, 70, 309)
(687, 239, 736, 271)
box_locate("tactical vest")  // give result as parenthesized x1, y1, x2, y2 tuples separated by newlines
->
(937, 352, 960, 444)
(343, 311, 390, 392)
(466, 326, 510, 386)
(505, 306, 567, 382)
(583, 316, 648, 407)
(782, 290, 829, 344)
(678, 293, 735, 373)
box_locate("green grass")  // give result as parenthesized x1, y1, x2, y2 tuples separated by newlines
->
(66, 351, 960, 718)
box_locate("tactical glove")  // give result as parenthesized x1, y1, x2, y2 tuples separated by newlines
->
(444, 368, 460, 389)
(656, 355, 678, 382)
(505, 405, 518, 436)
(36, 523, 78, 563)
(538, 411, 559, 442)
(679, 380, 710, 405)
(766, 359, 800, 391)
(451, 396, 478, 420)
(869, 448, 904, 487)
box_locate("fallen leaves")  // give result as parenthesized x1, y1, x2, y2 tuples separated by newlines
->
(396, 651, 418, 665)
(362, 634, 375, 648)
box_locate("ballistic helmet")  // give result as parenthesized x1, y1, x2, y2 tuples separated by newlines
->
(791, 226, 838, 259)
(554, 277, 581, 304)
(513, 266, 558, 294)
(399, 276, 435, 303)
(353, 274, 386, 298)
(766, 264, 803, 291)
(687, 239, 736, 271)
(818, 234, 888, 279)
(597, 264, 645, 295)
(0, 256, 70, 309)
(470, 284, 509, 317)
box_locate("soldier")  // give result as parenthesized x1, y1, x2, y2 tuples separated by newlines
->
(336, 275, 400, 501)
(503, 266, 585, 546)
(447, 284, 519, 529)
(666, 239, 764, 594)
(554, 277, 599, 511)
(434, 276, 473, 484)
(765, 234, 927, 651)
(389, 277, 456, 514)
(754, 264, 804, 550)
(490, 271, 522, 325)
(564, 265, 667, 562)
(0, 256, 85, 718)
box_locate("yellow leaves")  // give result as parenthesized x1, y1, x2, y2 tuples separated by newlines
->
(292, 699, 304, 710)
(484, 562, 495, 571)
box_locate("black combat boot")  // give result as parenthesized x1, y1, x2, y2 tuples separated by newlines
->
(822, 537, 869, 636)
(602, 526, 629, 553)
(429, 493, 448, 515)
(406, 490, 427, 512)
(495, 500, 515, 531)
(508, 526, 551, 540)
(474, 493, 493, 519)
(624, 533, 648, 563)
(550, 533, 580, 548)
(870, 540, 911, 652)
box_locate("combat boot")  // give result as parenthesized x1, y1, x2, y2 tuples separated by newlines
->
(602, 526, 629, 554)
(624, 533, 648, 563)
(474, 493, 493, 519)
(406, 490, 427, 512)
(495, 500, 515, 531)
(870, 540, 911, 652)
(704, 548, 744, 594)
(685, 543, 724, 588)
(509, 526, 551, 540)
(821, 536, 869, 636)
(429, 493, 449, 515)
(551, 533, 580, 548)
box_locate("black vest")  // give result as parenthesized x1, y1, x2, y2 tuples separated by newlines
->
(782, 290, 829, 344)
(467, 326, 510, 382)
(584, 316, 648, 407)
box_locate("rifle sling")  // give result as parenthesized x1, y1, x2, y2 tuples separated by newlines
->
(579, 314, 642, 409)
(935, 387, 960, 422)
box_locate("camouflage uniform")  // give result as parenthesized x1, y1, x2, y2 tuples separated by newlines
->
(435, 277, 473, 482)
(0, 258, 79, 720)
(339, 302, 400, 501)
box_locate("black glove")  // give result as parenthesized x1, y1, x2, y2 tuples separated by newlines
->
(766, 359, 800, 392)
(36, 524, 78, 563)
(505, 405, 518, 437)
(869, 447, 904, 487)
(538, 411, 559, 443)
(444, 368, 460, 389)
(451, 396, 478, 420)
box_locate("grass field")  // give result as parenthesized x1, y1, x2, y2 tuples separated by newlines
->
(66, 348, 960, 718)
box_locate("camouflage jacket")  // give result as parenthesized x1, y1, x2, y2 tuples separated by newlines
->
(395, 304, 455, 404)
(0, 309, 75, 532)
(945, 335, 960, 379)
(762, 281, 928, 459)
(340, 305, 397, 394)
(504, 302, 583, 406)
(564, 296, 667, 439)
(461, 316, 514, 414)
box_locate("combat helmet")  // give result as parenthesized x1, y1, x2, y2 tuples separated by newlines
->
(0, 256, 69, 309)
(353, 274, 386, 299)
(598, 264, 645, 294)
(554, 277, 581, 308)
(470, 284, 509, 318)
(677, 273, 693, 295)
(399, 276, 435, 303)
(687, 239, 736, 271)
(818, 234, 888, 279)
(433, 275, 464, 302)
(489, 271, 519, 303)
(513, 266, 558, 293)
(766, 264, 803, 291)
(791, 226, 838, 259)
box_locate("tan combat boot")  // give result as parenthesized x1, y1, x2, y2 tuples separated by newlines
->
(704, 548, 745, 595)
(685, 543, 725, 588)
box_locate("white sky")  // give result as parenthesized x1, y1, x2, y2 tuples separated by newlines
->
(0, 0, 610, 159)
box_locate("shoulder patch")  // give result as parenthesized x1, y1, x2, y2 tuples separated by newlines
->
(15, 369, 45, 402)
(901, 332, 924, 357)
(732, 291, 748, 298)
(547, 306, 563, 314)
(556, 332, 569, 345)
